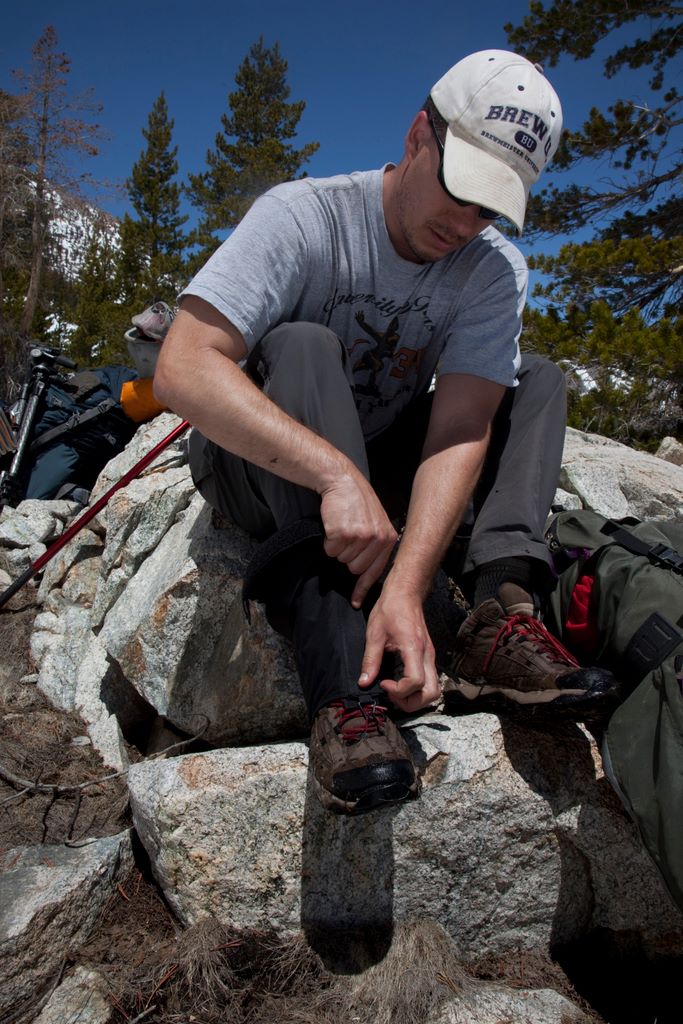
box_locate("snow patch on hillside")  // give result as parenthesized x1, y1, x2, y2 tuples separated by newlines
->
(47, 186, 120, 280)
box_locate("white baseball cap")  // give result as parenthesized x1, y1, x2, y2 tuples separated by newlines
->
(430, 49, 563, 234)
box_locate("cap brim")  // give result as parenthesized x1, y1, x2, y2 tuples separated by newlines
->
(441, 132, 527, 235)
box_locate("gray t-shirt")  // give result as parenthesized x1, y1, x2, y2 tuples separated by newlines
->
(182, 168, 527, 439)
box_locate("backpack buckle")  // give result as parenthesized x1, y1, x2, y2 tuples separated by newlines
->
(649, 544, 683, 573)
(623, 612, 683, 682)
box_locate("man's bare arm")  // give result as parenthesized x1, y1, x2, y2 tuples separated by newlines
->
(154, 296, 398, 596)
(359, 372, 506, 712)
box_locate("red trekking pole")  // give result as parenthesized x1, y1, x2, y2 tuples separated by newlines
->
(0, 419, 190, 611)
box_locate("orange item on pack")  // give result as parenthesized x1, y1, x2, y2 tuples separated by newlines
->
(120, 378, 168, 423)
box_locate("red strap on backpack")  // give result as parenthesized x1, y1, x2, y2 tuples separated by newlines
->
(565, 570, 600, 659)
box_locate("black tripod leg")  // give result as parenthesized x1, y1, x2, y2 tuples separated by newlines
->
(0, 380, 46, 508)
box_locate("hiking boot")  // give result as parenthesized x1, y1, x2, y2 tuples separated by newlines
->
(310, 699, 420, 815)
(446, 584, 619, 718)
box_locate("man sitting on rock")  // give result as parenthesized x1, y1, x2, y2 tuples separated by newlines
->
(154, 50, 616, 816)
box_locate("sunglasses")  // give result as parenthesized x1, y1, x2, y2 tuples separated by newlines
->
(427, 113, 501, 222)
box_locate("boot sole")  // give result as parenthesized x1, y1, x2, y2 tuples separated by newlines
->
(450, 678, 591, 705)
(312, 767, 421, 816)
(444, 677, 622, 722)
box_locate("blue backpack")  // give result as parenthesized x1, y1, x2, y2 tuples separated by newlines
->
(25, 365, 139, 501)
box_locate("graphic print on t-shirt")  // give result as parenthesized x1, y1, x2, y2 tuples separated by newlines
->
(351, 310, 429, 394)
(347, 308, 429, 427)
(351, 312, 401, 396)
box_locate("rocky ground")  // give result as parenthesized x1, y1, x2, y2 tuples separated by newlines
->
(3, 587, 683, 1024)
(0, 588, 612, 1024)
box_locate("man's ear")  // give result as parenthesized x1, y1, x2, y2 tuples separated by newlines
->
(404, 110, 431, 160)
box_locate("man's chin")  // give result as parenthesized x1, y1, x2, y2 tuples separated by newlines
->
(427, 225, 475, 257)
(403, 235, 447, 264)
(407, 230, 469, 264)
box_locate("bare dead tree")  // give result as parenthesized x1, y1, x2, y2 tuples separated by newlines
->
(10, 26, 105, 336)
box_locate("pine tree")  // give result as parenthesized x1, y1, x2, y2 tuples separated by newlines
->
(118, 91, 188, 307)
(186, 37, 319, 264)
(69, 225, 128, 366)
(505, 1, 682, 444)
(522, 303, 682, 444)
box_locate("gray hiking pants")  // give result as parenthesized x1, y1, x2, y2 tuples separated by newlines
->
(189, 322, 566, 716)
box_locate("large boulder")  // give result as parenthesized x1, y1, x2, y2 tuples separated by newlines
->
(655, 436, 683, 467)
(95, 490, 305, 746)
(26, 414, 305, 765)
(559, 427, 683, 520)
(128, 713, 683, 958)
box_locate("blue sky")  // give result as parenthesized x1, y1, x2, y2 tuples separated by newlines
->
(1, 0, 655, 267)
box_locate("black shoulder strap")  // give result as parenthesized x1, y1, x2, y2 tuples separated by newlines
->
(601, 521, 683, 575)
(30, 398, 118, 454)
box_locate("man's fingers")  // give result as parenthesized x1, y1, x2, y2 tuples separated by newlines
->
(381, 662, 441, 712)
(350, 548, 394, 608)
(381, 682, 440, 713)
(325, 528, 397, 566)
(320, 474, 397, 574)
(358, 589, 439, 712)
(377, 629, 439, 712)
(392, 640, 426, 692)
(357, 631, 385, 688)
(359, 606, 404, 688)
(346, 537, 394, 576)
(324, 536, 366, 564)
(323, 525, 397, 609)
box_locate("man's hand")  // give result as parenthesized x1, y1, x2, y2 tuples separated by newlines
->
(352, 372, 505, 713)
(320, 471, 398, 609)
(358, 585, 441, 713)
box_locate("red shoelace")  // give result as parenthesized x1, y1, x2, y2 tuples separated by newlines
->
(482, 614, 580, 676)
(330, 700, 388, 742)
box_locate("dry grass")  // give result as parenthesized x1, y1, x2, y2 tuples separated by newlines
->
(331, 917, 470, 1024)
(113, 914, 318, 1021)
(113, 916, 478, 1024)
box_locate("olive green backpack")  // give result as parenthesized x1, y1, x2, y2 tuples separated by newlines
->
(545, 509, 683, 911)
